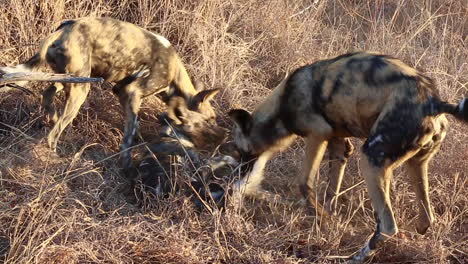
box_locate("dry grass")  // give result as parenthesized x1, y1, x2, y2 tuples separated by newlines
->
(0, 0, 467, 263)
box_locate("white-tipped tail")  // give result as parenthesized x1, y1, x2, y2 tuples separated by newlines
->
(459, 98, 466, 113)
(151, 33, 171, 48)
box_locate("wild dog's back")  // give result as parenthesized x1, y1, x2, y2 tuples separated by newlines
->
(45, 17, 181, 93)
(283, 52, 442, 138)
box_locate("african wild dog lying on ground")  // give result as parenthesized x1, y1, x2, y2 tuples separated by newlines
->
(228, 52, 467, 263)
(128, 96, 241, 210)
(0, 17, 219, 169)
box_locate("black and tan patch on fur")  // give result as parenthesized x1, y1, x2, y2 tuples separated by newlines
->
(228, 51, 468, 263)
(0, 17, 219, 170)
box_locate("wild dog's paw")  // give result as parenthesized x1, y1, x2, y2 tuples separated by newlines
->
(30, 139, 60, 163)
(42, 110, 58, 127)
(232, 183, 281, 203)
(347, 243, 376, 264)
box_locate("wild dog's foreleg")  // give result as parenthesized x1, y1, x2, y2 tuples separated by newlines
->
(233, 134, 296, 201)
(117, 83, 142, 169)
(351, 154, 397, 263)
(234, 151, 270, 193)
(299, 136, 329, 216)
(47, 82, 90, 150)
(326, 137, 354, 213)
(42, 83, 64, 124)
(295, 113, 333, 216)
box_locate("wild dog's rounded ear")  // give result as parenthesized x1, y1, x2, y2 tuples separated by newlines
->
(228, 109, 252, 134)
(167, 96, 189, 125)
(192, 89, 220, 106)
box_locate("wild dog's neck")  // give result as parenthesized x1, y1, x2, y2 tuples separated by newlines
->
(250, 74, 295, 154)
(172, 55, 197, 97)
(251, 113, 295, 154)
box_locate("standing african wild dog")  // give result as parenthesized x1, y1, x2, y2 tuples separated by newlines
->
(228, 52, 468, 263)
(0, 17, 219, 169)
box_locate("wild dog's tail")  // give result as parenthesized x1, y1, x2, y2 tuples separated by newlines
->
(423, 97, 468, 122)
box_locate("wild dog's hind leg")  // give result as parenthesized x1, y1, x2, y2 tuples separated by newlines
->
(351, 153, 397, 263)
(116, 82, 142, 169)
(350, 99, 434, 262)
(352, 130, 422, 262)
(46, 40, 92, 151)
(406, 156, 434, 235)
(42, 83, 64, 124)
(405, 119, 447, 234)
(326, 137, 354, 213)
(47, 82, 91, 150)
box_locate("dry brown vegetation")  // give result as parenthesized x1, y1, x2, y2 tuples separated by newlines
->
(1, 0, 467, 263)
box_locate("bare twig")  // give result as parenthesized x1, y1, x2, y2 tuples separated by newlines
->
(0, 122, 35, 140)
(289, 0, 319, 19)
(0, 71, 104, 85)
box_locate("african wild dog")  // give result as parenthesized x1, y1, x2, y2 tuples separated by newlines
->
(228, 52, 467, 262)
(129, 96, 241, 210)
(0, 17, 219, 169)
